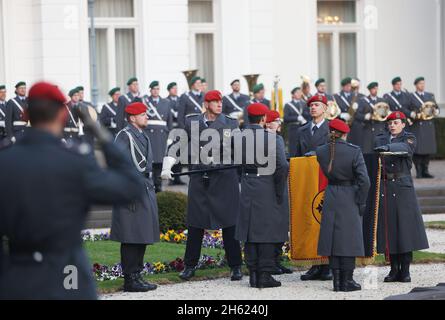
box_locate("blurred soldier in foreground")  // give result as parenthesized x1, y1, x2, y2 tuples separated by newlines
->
(162, 90, 243, 282)
(5, 81, 28, 143)
(265, 110, 293, 275)
(316, 119, 370, 292)
(409, 77, 438, 179)
(234, 103, 289, 289)
(0, 85, 8, 147)
(0, 82, 144, 300)
(116, 77, 142, 131)
(284, 87, 311, 158)
(374, 111, 429, 283)
(112, 102, 160, 293)
(99, 87, 120, 137)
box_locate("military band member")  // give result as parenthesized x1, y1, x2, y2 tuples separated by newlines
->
(349, 82, 387, 154)
(0, 82, 144, 300)
(178, 76, 204, 129)
(315, 78, 334, 101)
(265, 110, 293, 276)
(351, 78, 366, 100)
(0, 85, 8, 147)
(284, 87, 311, 158)
(409, 77, 438, 179)
(295, 95, 333, 281)
(374, 111, 429, 283)
(112, 102, 160, 293)
(316, 119, 370, 292)
(99, 87, 120, 137)
(201, 78, 208, 93)
(384, 77, 411, 117)
(76, 86, 94, 108)
(143, 81, 173, 193)
(63, 88, 82, 145)
(5, 82, 28, 143)
(251, 83, 271, 108)
(301, 79, 313, 103)
(222, 79, 250, 118)
(234, 103, 289, 288)
(161, 90, 243, 282)
(334, 77, 353, 123)
(116, 77, 142, 131)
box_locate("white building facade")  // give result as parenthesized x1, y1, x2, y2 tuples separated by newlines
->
(0, 0, 444, 106)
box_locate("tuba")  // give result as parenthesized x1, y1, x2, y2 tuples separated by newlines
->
(372, 102, 391, 122)
(182, 69, 199, 89)
(325, 100, 341, 120)
(417, 101, 440, 121)
(301, 75, 311, 102)
(243, 74, 260, 99)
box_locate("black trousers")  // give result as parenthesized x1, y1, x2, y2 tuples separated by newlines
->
(390, 252, 413, 265)
(152, 164, 163, 193)
(121, 244, 147, 275)
(329, 256, 356, 271)
(413, 154, 431, 170)
(184, 226, 242, 268)
(244, 243, 278, 273)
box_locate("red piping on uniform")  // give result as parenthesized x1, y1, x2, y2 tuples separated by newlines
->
(382, 156, 391, 262)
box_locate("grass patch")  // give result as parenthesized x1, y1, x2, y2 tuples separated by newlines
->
(425, 221, 445, 230)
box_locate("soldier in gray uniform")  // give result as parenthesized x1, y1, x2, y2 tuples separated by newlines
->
(222, 79, 250, 118)
(234, 103, 289, 289)
(374, 111, 429, 283)
(316, 119, 370, 292)
(284, 87, 311, 158)
(0, 85, 8, 147)
(63, 88, 82, 145)
(295, 95, 333, 281)
(99, 87, 120, 137)
(142, 81, 173, 193)
(408, 77, 439, 179)
(383, 77, 411, 117)
(166, 82, 185, 186)
(178, 76, 204, 129)
(76, 86, 94, 109)
(111, 102, 160, 293)
(350, 82, 388, 154)
(315, 78, 334, 101)
(333, 77, 353, 123)
(251, 83, 271, 108)
(116, 77, 142, 131)
(5, 82, 28, 143)
(162, 90, 243, 282)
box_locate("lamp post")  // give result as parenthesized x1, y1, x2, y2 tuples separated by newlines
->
(88, 0, 99, 108)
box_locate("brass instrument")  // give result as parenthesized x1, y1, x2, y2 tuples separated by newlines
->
(78, 104, 98, 137)
(348, 79, 360, 125)
(301, 75, 311, 102)
(325, 100, 341, 120)
(372, 102, 391, 122)
(182, 69, 199, 89)
(243, 74, 260, 99)
(417, 101, 440, 121)
(271, 75, 284, 117)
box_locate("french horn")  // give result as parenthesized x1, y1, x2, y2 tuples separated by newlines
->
(417, 101, 440, 121)
(372, 102, 391, 122)
(325, 100, 341, 120)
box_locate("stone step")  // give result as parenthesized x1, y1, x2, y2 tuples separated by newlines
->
(421, 206, 445, 215)
(416, 187, 445, 198)
(418, 196, 445, 206)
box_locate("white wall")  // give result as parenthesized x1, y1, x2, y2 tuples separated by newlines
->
(0, 0, 5, 84)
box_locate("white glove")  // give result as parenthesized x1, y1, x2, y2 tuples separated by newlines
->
(297, 116, 307, 125)
(411, 111, 417, 119)
(365, 113, 372, 121)
(11, 136, 16, 144)
(434, 108, 440, 116)
(161, 156, 177, 180)
(340, 113, 351, 122)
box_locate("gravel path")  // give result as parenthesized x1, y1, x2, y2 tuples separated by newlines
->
(102, 264, 445, 301)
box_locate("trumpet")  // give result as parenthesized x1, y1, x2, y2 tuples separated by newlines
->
(325, 101, 341, 120)
(372, 102, 391, 122)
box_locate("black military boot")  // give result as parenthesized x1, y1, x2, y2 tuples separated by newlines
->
(230, 266, 243, 281)
(136, 274, 158, 291)
(179, 266, 196, 281)
(384, 255, 400, 283)
(249, 270, 258, 288)
(300, 265, 322, 281)
(124, 274, 152, 293)
(399, 255, 412, 283)
(415, 164, 423, 179)
(278, 264, 293, 274)
(320, 265, 333, 281)
(340, 270, 361, 292)
(333, 269, 341, 292)
(257, 272, 281, 289)
(422, 164, 434, 179)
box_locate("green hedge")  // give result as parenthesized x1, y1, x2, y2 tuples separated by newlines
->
(157, 191, 188, 232)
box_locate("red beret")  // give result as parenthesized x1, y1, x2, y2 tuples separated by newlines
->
(387, 111, 406, 121)
(307, 94, 328, 107)
(126, 102, 147, 115)
(329, 119, 350, 134)
(204, 90, 222, 102)
(266, 110, 281, 123)
(247, 103, 269, 117)
(28, 82, 66, 104)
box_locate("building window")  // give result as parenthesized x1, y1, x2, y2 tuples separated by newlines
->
(188, 0, 216, 90)
(317, 0, 359, 93)
(89, 0, 137, 103)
